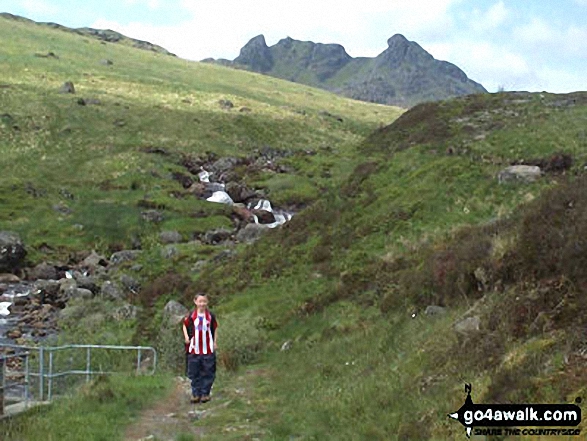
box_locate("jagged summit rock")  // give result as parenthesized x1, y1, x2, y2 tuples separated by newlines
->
(235, 34, 273, 73)
(205, 34, 486, 107)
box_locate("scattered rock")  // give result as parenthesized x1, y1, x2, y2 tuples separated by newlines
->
(239, 107, 252, 113)
(498, 165, 542, 183)
(163, 300, 188, 324)
(251, 209, 276, 224)
(29, 262, 57, 280)
(99, 59, 113, 66)
(319, 110, 344, 122)
(34, 51, 59, 59)
(191, 260, 207, 273)
(236, 223, 269, 243)
(52, 203, 72, 215)
(7, 329, 22, 339)
(161, 245, 179, 259)
(64, 287, 93, 300)
(82, 251, 108, 268)
(113, 119, 126, 127)
(0, 231, 27, 272)
(111, 303, 139, 321)
(77, 98, 101, 106)
(424, 305, 447, 316)
(59, 81, 75, 94)
(141, 210, 163, 223)
(281, 340, 292, 351)
(101, 281, 124, 300)
(218, 99, 234, 109)
(110, 250, 142, 265)
(226, 182, 257, 203)
(75, 275, 99, 294)
(120, 274, 141, 293)
(454, 316, 481, 334)
(0, 273, 20, 283)
(203, 228, 233, 245)
(159, 230, 183, 244)
(210, 157, 239, 174)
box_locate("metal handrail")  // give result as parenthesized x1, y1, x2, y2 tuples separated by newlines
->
(0, 351, 31, 417)
(0, 344, 157, 408)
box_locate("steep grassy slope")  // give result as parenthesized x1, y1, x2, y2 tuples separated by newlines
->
(196, 92, 587, 440)
(0, 15, 401, 266)
(2, 13, 587, 441)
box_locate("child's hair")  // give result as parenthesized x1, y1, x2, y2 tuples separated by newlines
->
(194, 292, 207, 301)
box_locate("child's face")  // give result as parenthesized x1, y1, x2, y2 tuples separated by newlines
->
(195, 296, 208, 310)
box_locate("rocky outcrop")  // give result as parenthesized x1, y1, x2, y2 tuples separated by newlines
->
(0, 231, 26, 272)
(204, 34, 487, 107)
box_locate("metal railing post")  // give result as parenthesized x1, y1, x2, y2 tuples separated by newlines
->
(48, 351, 53, 401)
(0, 357, 4, 416)
(24, 353, 30, 409)
(86, 347, 91, 383)
(39, 346, 44, 401)
(136, 348, 141, 374)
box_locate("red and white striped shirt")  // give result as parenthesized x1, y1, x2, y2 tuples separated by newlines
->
(184, 310, 217, 355)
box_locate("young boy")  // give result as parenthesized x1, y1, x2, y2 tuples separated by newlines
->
(182, 293, 218, 403)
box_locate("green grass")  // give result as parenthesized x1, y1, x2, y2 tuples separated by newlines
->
(3, 14, 587, 441)
(0, 14, 401, 262)
(1, 374, 172, 441)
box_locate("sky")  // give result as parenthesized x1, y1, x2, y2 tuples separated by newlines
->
(2, 0, 586, 93)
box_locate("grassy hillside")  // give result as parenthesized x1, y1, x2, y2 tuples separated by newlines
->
(196, 92, 587, 440)
(0, 14, 401, 266)
(2, 13, 587, 441)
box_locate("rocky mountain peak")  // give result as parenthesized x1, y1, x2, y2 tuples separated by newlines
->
(234, 34, 273, 72)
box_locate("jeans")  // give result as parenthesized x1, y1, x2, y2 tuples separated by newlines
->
(187, 353, 216, 397)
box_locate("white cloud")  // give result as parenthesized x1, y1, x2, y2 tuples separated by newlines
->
(124, 0, 161, 10)
(425, 40, 532, 92)
(89, 1, 585, 93)
(92, 0, 462, 60)
(20, 0, 58, 15)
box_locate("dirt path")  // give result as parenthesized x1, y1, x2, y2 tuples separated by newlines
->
(124, 368, 274, 441)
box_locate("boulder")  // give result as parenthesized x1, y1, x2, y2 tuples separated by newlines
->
(59, 81, 75, 94)
(29, 262, 57, 280)
(111, 303, 139, 321)
(251, 209, 276, 224)
(75, 275, 99, 294)
(110, 250, 141, 265)
(210, 157, 238, 174)
(203, 228, 233, 245)
(120, 274, 141, 293)
(159, 231, 183, 244)
(63, 287, 93, 300)
(218, 99, 234, 110)
(232, 206, 255, 223)
(163, 300, 188, 324)
(424, 305, 447, 316)
(101, 281, 124, 300)
(82, 250, 108, 268)
(454, 316, 481, 334)
(236, 223, 269, 243)
(161, 245, 179, 259)
(0, 273, 20, 283)
(226, 182, 257, 203)
(141, 210, 163, 223)
(0, 231, 26, 272)
(498, 165, 542, 183)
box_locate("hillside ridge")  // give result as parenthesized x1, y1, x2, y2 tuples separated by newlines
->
(203, 33, 487, 107)
(0, 12, 176, 56)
